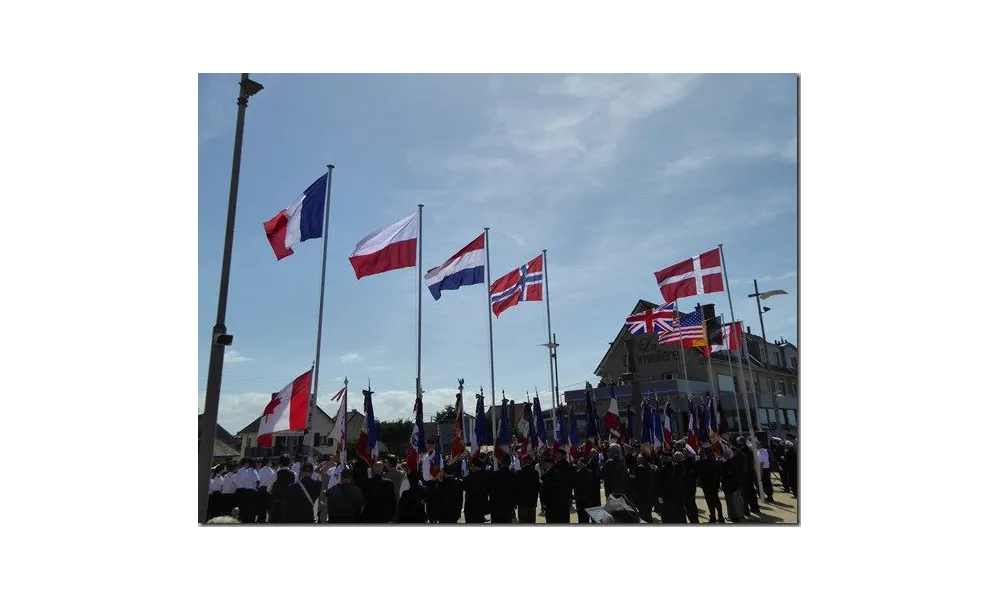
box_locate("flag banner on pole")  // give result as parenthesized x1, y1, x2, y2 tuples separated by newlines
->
(471, 391, 487, 460)
(533, 395, 548, 448)
(257, 369, 312, 446)
(663, 404, 674, 447)
(625, 303, 675, 335)
(711, 321, 745, 354)
(659, 308, 708, 347)
(641, 402, 653, 445)
(585, 386, 600, 458)
(452, 386, 467, 460)
(567, 405, 581, 460)
(654, 248, 724, 303)
(604, 390, 621, 441)
(349, 212, 419, 279)
(516, 402, 531, 443)
(489, 254, 543, 317)
(358, 388, 378, 465)
(652, 400, 664, 451)
(406, 396, 426, 471)
(328, 383, 348, 463)
(263, 173, 328, 261)
(554, 405, 566, 453)
(424, 234, 486, 300)
(495, 398, 511, 462)
(686, 399, 698, 453)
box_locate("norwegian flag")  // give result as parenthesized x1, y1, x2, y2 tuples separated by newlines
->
(357, 388, 378, 465)
(490, 254, 544, 317)
(625, 303, 675, 335)
(654, 247, 725, 303)
(406, 396, 426, 471)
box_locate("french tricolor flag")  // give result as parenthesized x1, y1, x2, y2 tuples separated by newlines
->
(263, 173, 328, 261)
(424, 234, 486, 300)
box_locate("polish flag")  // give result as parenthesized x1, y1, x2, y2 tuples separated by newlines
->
(257, 370, 312, 447)
(349, 212, 419, 279)
(655, 248, 725, 303)
(263, 173, 328, 261)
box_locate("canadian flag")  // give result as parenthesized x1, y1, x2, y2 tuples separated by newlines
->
(257, 369, 312, 447)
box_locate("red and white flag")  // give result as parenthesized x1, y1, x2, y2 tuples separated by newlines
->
(349, 212, 419, 279)
(654, 248, 724, 303)
(604, 396, 621, 440)
(257, 369, 312, 448)
(711, 321, 744, 354)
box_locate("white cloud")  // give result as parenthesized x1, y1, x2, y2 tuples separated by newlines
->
(223, 349, 251, 364)
(340, 352, 362, 364)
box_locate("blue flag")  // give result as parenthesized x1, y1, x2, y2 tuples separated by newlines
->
(533, 396, 548, 446)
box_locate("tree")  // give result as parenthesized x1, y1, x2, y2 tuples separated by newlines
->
(375, 418, 414, 457)
(433, 404, 457, 423)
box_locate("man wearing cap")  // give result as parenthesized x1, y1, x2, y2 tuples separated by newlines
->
(437, 462, 464, 523)
(572, 452, 596, 523)
(541, 448, 573, 523)
(284, 461, 321, 523)
(269, 454, 296, 523)
(782, 439, 797, 498)
(221, 463, 239, 518)
(698, 447, 724, 523)
(361, 461, 397, 523)
(602, 444, 629, 499)
(490, 454, 516, 523)
(208, 465, 224, 519)
(736, 437, 760, 518)
(396, 467, 427, 523)
(630, 453, 654, 523)
(657, 451, 688, 523)
(326, 466, 364, 523)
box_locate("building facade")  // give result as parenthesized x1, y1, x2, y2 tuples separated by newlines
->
(560, 300, 798, 441)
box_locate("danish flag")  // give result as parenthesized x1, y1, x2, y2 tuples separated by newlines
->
(655, 248, 724, 303)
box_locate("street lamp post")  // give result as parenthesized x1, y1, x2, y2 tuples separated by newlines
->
(198, 73, 263, 524)
(748, 279, 787, 438)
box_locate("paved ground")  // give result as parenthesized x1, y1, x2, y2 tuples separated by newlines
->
(457, 472, 798, 524)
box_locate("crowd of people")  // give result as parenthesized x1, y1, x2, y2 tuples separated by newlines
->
(206, 435, 797, 524)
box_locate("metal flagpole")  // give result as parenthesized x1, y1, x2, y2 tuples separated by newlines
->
(542, 249, 557, 429)
(551, 333, 561, 411)
(718, 244, 765, 501)
(752, 278, 782, 437)
(698, 303, 720, 400)
(198, 73, 261, 523)
(720, 313, 744, 437)
(674, 299, 695, 444)
(416, 204, 424, 401)
(484, 227, 497, 442)
(304, 164, 335, 459)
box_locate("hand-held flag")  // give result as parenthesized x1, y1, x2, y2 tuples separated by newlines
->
(349, 212, 419, 279)
(604, 390, 621, 441)
(471, 389, 487, 460)
(533, 395, 548, 447)
(654, 248, 724, 303)
(495, 398, 511, 462)
(452, 382, 467, 460)
(406, 396, 426, 471)
(263, 174, 328, 261)
(358, 387, 378, 465)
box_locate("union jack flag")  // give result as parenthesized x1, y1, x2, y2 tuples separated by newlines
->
(626, 302, 675, 335)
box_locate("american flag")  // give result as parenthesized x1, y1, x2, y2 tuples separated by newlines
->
(659, 307, 706, 345)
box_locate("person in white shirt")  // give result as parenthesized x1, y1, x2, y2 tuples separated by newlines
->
(255, 458, 275, 523)
(208, 465, 224, 519)
(291, 457, 302, 480)
(238, 458, 261, 523)
(756, 444, 774, 502)
(221, 464, 239, 517)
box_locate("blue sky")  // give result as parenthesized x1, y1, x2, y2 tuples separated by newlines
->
(198, 73, 798, 435)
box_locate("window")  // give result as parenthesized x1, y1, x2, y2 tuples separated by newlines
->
(791, 357, 798, 370)
(754, 380, 760, 393)
(767, 379, 774, 393)
(786, 410, 797, 427)
(718, 374, 735, 392)
(779, 380, 787, 395)
(774, 351, 780, 365)
(791, 382, 797, 397)
(313, 433, 321, 446)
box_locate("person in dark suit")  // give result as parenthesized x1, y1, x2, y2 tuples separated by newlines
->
(720, 447, 743, 523)
(630, 453, 654, 523)
(396, 470, 427, 523)
(284, 462, 321, 523)
(541, 449, 573, 523)
(514, 455, 541, 523)
(736, 437, 760, 517)
(268, 455, 297, 523)
(657, 452, 688, 523)
(601, 444, 629, 498)
(437, 462, 464, 523)
(326, 469, 364, 523)
(698, 448, 724, 523)
(783, 440, 797, 497)
(572, 455, 596, 523)
(360, 461, 397, 523)
(587, 449, 603, 507)
(490, 455, 516, 523)
(463, 458, 490, 523)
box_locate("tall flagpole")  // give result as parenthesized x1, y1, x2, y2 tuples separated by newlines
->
(484, 227, 497, 442)
(305, 164, 335, 459)
(416, 204, 424, 401)
(674, 300, 692, 401)
(698, 303, 719, 401)
(720, 313, 744, 436)
(542, 249, 556, 428)
(718, 243, 765, 501)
